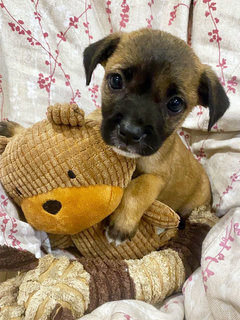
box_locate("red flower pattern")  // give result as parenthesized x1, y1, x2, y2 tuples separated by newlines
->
(168, 2, 189, 26)
(119, 0, 129, 30)
(106, 0, 113, 33)
(83, 1, 93, 42)
(0, 192, 23, 249)
(70, 89, 81, 104)
(216, 166, 240, 209)
(88, 84, 100, 108)
(202, 0, 234, 87)
(202, 218, 240, 291)
(146, 0, 154, 28)
(1, 0, 91, 105)
(227, 76, 238, 94)
(57, 31, 66, 42)
(69, 16, 79, 29)
(179, 130, 192, 152)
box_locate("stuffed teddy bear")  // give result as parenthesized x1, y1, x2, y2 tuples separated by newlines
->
(0, 104, 218, 319)
(0, 103, 180, 259)
(0, 103, 136, 235)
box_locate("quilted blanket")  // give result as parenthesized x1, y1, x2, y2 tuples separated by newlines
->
(0, 0, 240, 319)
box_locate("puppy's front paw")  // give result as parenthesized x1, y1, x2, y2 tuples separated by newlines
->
(104, 212, 138, 243)
(107, 224, 136, 243)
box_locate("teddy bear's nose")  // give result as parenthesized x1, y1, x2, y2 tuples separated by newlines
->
(42, 200, 62, 215)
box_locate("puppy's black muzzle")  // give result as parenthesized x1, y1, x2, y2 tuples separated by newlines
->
(117, 121, 147, 145)
(101, 95, 165, 156)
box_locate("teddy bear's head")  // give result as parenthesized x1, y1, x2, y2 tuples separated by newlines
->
(0, 104, 136, 234)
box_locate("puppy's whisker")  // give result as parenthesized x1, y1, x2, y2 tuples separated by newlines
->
(141, 142, 154, 151)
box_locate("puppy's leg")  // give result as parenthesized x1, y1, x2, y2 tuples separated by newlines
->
(0, 120, 24, 137)
(107, 173, 165, 241)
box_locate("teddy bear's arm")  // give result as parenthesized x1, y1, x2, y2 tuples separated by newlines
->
(143, 200, 180, 228)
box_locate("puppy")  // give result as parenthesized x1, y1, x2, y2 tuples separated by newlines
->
(83, 28, 229, 241)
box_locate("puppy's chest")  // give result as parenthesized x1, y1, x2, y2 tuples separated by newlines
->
(136, 152, 172, 178)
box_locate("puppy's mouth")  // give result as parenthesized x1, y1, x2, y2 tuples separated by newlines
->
(101, 122, 159, 158)
(111, 146, 140, 159)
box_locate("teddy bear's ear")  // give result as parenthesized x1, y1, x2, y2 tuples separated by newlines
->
(47, 103, 85, 127)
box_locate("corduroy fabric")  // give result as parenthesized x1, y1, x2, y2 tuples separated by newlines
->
(0, 104, 135, 205)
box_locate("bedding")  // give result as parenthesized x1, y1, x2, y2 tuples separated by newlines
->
(0, 0, 240, 319)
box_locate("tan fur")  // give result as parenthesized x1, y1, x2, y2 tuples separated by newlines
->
(110, 135, 211, 237)
(91, 108, 211, 240)
(85, 29, 215, 240)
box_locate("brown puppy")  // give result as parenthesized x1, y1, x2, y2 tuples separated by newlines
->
(84, 28, 229, 241)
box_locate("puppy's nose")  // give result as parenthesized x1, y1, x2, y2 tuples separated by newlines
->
(117, 122, 144, 144)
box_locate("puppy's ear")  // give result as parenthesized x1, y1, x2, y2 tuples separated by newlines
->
(198, 66, 230, 131)
(83, 33, 121, 85)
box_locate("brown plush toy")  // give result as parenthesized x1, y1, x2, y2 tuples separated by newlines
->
(0, 103, 135, 235)
(0, 104, 218, 319)
(0, 103, 179, 259)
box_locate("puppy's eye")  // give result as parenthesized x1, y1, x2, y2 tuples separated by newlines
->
(108, 73, 123, 90)
(167, 97, 184, 114)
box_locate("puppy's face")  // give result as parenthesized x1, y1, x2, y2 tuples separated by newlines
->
(84, 29, 229, 157)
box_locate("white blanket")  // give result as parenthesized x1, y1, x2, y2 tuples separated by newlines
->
(0, 0, 240, 319)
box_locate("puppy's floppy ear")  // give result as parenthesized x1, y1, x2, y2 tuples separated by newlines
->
(198, 65, 230, 131)
(83, 33, 121, 85)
